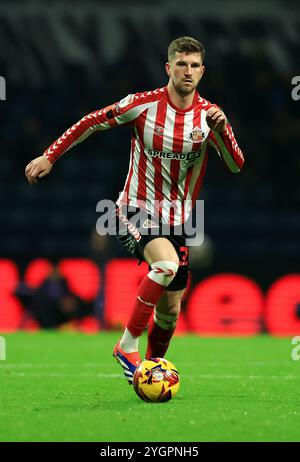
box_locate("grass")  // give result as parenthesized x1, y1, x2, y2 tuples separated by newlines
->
(0, 331, 300, 442)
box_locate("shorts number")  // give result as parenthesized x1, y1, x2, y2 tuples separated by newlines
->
(179, 246, 189, 267)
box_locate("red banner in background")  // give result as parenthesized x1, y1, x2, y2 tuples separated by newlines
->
(0, 258, 300, 336)
(186, 274, 264, 336)
(0, 259, 24, 331)
(265, 275, 300, 336)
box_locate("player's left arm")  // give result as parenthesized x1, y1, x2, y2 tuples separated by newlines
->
(206, 106, 244, 173)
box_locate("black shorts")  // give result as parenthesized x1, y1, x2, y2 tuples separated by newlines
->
(114, 205, 189, 291)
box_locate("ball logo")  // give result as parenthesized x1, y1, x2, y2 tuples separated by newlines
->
(152, 371, 164, 382)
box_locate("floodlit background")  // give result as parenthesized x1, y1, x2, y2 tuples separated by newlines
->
(0, 0, 300, 335)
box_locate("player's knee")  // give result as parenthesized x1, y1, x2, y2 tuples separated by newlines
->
(166, 291, 184, 317)
(148, 260, 179, 287)
(154, 308, 178, 330)
(166, 304, 181, 318)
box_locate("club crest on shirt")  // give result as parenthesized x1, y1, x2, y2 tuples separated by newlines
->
(188, 126, 205, 142)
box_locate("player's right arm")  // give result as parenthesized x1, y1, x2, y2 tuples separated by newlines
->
(25, 92, 155, 184)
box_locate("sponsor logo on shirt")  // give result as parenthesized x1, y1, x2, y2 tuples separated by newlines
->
(119, 94, 134, 108)
(114, 94, 135, 115)
(146, 148, 201, 161)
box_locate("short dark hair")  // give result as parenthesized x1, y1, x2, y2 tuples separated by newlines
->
(168, 36, 205, 63)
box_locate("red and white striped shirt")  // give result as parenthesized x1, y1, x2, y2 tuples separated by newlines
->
(44, 86, 244, 225)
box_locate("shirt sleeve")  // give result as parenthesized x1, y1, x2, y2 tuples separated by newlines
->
(43, 93, 153, 163)
(208, 122, 245, 173)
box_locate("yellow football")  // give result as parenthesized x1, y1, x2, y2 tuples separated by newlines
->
(133, 358, 180, 403)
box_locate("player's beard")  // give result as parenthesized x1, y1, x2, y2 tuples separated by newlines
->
(173, 78, 197, 97)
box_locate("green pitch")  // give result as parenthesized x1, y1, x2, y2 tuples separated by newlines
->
(0, 332, 300, 442)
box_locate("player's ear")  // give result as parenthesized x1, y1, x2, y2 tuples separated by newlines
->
(165, 62, 171, 77)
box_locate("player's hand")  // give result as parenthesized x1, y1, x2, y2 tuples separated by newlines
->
(25, 156, 53, 185)
(206, 107, 227, 133)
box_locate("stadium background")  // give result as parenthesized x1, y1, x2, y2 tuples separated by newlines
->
(0, 0, 300, 336)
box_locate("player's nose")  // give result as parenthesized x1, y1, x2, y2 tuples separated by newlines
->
(185, 66, 193, 76)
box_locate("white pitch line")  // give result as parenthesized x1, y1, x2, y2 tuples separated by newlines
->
(190, 374, 299, 380)
(0, 372, 122, 378)
(0, 360, 296, 369)
(1, 371, 299, 380)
